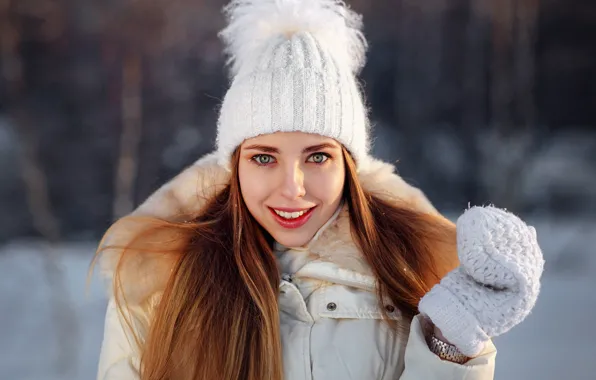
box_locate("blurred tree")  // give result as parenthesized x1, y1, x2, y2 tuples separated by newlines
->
(0, 0, 79, 376)
(484, 0, 543, 211)
(99, 0, 163, 219)
(0, 0, 594, 242)
(98, 0, 223, 219)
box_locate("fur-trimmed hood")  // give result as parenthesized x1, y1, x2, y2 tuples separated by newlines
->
(98, 152, 440, 305)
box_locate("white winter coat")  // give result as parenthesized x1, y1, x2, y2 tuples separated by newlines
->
(96, 153, 497, 380)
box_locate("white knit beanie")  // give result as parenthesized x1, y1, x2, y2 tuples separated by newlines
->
(216, 0, 370, 169)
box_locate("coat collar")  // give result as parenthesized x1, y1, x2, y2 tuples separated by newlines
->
(274, 202, 378, 292)
(98, 152, 439, 305)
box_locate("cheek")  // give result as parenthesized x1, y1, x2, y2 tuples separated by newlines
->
(238, 163, 268, 210)
(307, 164, 345, 203)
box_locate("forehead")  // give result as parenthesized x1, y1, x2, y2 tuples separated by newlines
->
(241, 132, 340, 152)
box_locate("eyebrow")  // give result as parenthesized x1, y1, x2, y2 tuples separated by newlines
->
(302, 143, 339, 153)
(243, 143, 339, 154)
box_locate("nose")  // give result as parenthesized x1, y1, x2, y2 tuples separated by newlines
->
(280, 162, 306, 200)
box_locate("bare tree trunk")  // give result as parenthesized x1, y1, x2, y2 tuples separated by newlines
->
(13, 112, 79, 378)
(395, 0, 447, 175)
(112, 50, 143, 220)
(0, 0, 78, 376)
(491, 0, 515, 132)
(499, 0, 540, 208)
(483, 0, 541, 211)
(514, 0, 539, 129)
(459, 0, 491, 205)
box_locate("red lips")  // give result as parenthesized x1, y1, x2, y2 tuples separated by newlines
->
(268, 206, 316, 229)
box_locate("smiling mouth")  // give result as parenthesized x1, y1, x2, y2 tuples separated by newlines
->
(268, 206, 316, 229)
(271, 208, 313, 219)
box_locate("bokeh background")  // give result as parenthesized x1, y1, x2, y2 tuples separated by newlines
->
(1, 0, 595, 379)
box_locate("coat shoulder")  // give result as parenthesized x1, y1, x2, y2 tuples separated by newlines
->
(358, 156, 438, 215)
(96, 152, 230, 304)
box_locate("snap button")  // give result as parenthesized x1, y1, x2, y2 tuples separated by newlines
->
(282, 274, 294, 283)
(326, 302, 337, 311)
(385, 305, 395, 313)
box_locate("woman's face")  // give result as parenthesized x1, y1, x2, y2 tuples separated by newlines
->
(238, 132, 345, 248)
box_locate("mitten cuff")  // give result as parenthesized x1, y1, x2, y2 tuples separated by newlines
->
(418, 284, 490, 357)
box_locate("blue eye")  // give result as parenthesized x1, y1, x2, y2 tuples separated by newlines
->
(308, 153, 329, 164)
(252, 154, 276, 165)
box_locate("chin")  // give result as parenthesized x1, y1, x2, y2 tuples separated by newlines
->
(270, 230, 314, 249)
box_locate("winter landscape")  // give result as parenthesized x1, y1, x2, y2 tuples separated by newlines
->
(1, 0, 595, 379)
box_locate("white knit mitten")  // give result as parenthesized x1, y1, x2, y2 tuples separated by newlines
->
(418, 206, 544, 356)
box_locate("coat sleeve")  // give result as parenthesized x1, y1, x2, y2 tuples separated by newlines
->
(96, 298, 141, 380)
(399, 315, 496, 380)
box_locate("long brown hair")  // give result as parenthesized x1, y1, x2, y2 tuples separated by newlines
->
(95, 147, 458, 380)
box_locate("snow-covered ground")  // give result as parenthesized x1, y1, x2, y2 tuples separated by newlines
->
(0, 242, 107, 380)
(1, 216, 595, 380)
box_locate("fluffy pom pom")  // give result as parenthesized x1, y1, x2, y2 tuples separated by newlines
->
(219, 0, 367, 77)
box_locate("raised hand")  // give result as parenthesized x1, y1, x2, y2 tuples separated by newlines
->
(418, 206, 545, 356)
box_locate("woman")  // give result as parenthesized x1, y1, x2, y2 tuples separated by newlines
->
(94, 1, 544, 379)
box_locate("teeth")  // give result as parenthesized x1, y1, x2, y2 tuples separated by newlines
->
(274, 209, 308, 219)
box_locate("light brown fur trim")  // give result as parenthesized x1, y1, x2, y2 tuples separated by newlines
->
(97, 153, 439, 303)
